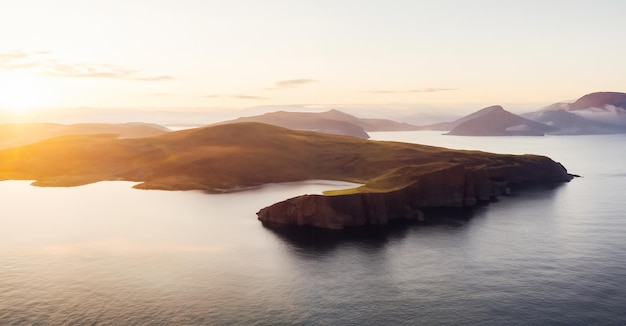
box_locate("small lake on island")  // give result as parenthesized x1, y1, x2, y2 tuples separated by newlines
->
(0, 132, 625, 325)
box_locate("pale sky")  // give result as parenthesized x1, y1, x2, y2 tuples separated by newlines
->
(1, 0, 625, 114)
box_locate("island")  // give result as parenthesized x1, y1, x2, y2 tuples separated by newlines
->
(214, 109, 421, 139)
(420, 93, 626, 136)
(445, 105, 557, 136)
(214, 110, 370, 139)
(0, 122, 575, 229)
(522, 109, 626, 135)
(420, 105, 556, 136)
(523, 91, 626, 132)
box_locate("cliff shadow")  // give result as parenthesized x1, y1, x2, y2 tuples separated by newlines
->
(262, 182, 569, 254)
(507, 181, 569, 197)
(262, 204, 486, 253)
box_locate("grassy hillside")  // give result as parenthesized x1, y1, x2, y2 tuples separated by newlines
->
(0, 122, 570, 193)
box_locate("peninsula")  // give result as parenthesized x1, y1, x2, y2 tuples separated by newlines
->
(0, 122, 575, 229)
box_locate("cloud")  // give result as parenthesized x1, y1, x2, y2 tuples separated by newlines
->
(46, 62, 173, 81)
(132, 75, 174, 81)
(0, 50, 48, 70)
(363, 88, 459, 94)
(199, 94, 268, 100)
(147, 93, 266, 100)
(148, 92, 178, 97)
(0, 50, 28, 61)
(265, 78, 316, 90)
(0, 50, 172, 81)
(230, 95, 267, 100)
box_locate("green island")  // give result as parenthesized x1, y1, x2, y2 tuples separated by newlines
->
(0, 122, 575, 229)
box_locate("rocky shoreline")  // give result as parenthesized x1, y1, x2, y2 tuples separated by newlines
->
(257, 159, 575, 230)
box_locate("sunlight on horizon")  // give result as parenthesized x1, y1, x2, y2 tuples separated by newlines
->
(1, 1, 625, 112)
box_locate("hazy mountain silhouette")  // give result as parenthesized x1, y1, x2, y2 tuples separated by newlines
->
(315, 109, 421, 131)
(524, 91, 626, 130)
(419, 105, 507, 131)
(0, 122, 169, 149)
(215, 109, 420, 139)
(569, 92, 626, 111)
(443, 105, 556, 136)
(214, 110, 369, 139)
(561, 92, 626, 126)
(522, 109, 626, 135)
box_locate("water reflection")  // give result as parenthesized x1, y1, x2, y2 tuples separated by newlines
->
(265, 182, 567, 255)
(1, 133, 624, 325)
(265, 206, 482, 252)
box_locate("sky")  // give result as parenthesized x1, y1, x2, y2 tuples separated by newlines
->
(1, 0, 626, 115)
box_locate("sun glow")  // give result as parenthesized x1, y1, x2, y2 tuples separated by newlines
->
(0, 72, 51, 113)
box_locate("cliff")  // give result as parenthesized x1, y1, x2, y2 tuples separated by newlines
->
(258, 157, 573, 230)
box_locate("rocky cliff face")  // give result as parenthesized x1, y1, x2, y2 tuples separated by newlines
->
(257, 158, 574, 230)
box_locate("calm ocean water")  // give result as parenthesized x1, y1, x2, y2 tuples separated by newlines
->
(0, 131, 625, 325)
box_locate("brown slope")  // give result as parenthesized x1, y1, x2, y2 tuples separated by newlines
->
(0, 122, 573, 194)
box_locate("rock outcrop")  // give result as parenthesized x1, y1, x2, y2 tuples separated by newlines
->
(257, 158, 574, 229)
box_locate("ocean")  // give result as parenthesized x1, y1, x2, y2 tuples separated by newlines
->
(0, 131, 624, 325)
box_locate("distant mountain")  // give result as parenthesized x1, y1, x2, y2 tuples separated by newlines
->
(569, 92, 626, 111)
(214, 111, 368, 139)
(315, 109, 421, 131)
(214, 109, 421, 139)
(563, 92, 626, 126)
(420, 105, 504, 131)
(446, 105, 557, 136)
(0, 122, 169, 149)
(524, 91, 626, 131)
(522, 109, 626, 135)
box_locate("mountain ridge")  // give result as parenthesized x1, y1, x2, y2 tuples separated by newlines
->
(214, 109, 421, 139)
(446, 106, 557, 136)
